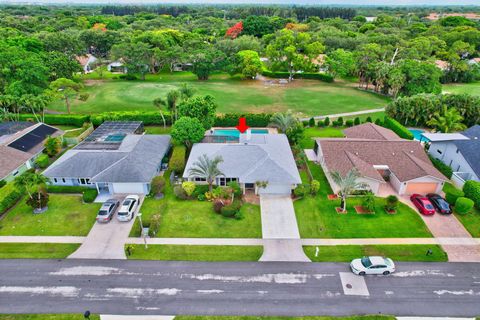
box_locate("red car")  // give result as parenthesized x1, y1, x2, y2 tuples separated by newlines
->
(410, 194, 436, 215)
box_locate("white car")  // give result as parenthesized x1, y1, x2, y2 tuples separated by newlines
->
(117, 195, 140, 222)
(350, 256, 395, 275)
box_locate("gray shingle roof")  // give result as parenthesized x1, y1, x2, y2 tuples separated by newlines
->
(454, 125, 480, 176)
(44, 135, 171, 183)
(183, 134, 301, 184)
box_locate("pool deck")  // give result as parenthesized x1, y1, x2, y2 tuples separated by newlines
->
(207, 127, 278, 135)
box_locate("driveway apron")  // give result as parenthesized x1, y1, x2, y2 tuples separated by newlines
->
(69, 196, 143, 260)
(259, 195, 310, 262)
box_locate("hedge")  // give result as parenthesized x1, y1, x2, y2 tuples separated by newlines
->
(429, 156, 453, 179)
(35, 154, 50, 169)
(261, 70, 334, 83)
(82, 189, 98, 203)
(214, 113, 272, 127)
(0, 182, 23, 214)
(17, 114, 90, 127)
(463, 180, 480, 209)
(169, 145, 186, 174)
(454, 197, 474, 215)
(445, 187, 464, 206)
(47, 185, 91, 194)
(383, 117, 414, 140)
(91, 111, 172, 127)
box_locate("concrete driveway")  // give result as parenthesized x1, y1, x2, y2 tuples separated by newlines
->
(259, 195, 310, 262)
(69, 195, 144, 260)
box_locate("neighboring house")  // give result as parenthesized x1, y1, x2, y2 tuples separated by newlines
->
(468, 58, 480, 65)
(173, 63, 193, 72)
(435, 60, 449, 71)
(0, 122, 61, 182)
(425, 12, 480, 21)
(314, 123, 446, 195)
(422, 125, 480, 188)
(107, 61, 127, 73)
(44, 121, 171, 195)
(183, 133, 301, 195)
(75, 54, 97, 73)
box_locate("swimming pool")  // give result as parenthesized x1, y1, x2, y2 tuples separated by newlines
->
(409, 129, 425, 141)
(213, 129, 269, 138)
(104, 133, 126, 142)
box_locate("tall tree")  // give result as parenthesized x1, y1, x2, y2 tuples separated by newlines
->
(48, 78, 83, 114)
(110, 42, 152, 80)
(188, 154, 224, 192)
(170, 116, 205, 148)
(330, 169, 367, 212)
(231, 50, 263, 79)
(427, 105, 467, 133)
(270, 111, 298, 133)
(178, 95, 217, 130)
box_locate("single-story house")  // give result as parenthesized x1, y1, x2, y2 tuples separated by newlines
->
(75, 54, 97, 73)
(183, 133, 301, 195)
(107, 61, 127, 73)
(44, 121, 171, 195)
(0, 122, 61, 182)
(422, 125, 480, 188)
(314, 123, 446, 195)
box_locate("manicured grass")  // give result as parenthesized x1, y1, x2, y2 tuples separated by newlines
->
(444, 182, 480, 237)
(0, 243, 80, 259)
(300, 126, 344, 149)
(126, 244, 263, 261)
(443, 81, 480, 96)
(48, 72, 389, 117)
(54, 125, 81, 131)
(0, 315, 99, 320)
(175, 316, 395, 320)
(294, 162, 433, 238)
(0, 195, 101, 236)
(131, 173, 262, 238)
(144, 125, 172, 134)
(304, 245, 448, 262)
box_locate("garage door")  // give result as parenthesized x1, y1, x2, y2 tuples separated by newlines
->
(405, 182, 438, 195)
(111, 183, 146, 194)
(258, 183, 292, 195)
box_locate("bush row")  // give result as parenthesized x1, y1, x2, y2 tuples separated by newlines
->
(169, 145, 186, 174)
(429, 156, 453, 179)
(0, 183, 23, 215)
(82, 189, 98, 203)
(91, 111, 173, 127)
(214, 113, 273, 127)
(17, 114, 90, 127)
(383, 117, 414, 140)
(261, 70, 334, 83)
(463, 180, 480, 209)
(46, 185, 91, 194)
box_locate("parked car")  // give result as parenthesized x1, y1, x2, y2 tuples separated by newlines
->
(410, 194, 436, 215)
(427, 193, 452, 214)
(117, 195, 140, 222)
(96, 199, 119, 223)
(350, 256, 395, 275)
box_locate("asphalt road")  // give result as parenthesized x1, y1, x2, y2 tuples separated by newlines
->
(1, 259, 480, 317)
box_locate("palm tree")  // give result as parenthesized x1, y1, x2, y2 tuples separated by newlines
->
(14, 172, 50, 210)
(330, 169, 367, 212)
(270, 111, 298, 133)
(427, 105, 467, 133)
(179, 82, 195, 101)
(153, 98, 167, 129)
(188, 154, 224, 192)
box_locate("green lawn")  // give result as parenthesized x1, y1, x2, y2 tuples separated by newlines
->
(48, 72, 389, 117)
(304, 245, 447, 262)
(144, 125, 172, 134)
(127, 244, 263, 261)
(0, 195, 101, 236)
(0, 315, 99, 320)
(294, 162, 433, 238)
(300, 127, 345, 149)
(175, 316, 395, 320)
(443, 182, 480, 237)
(443, 82, 480, 96)
(0, 243, 80, 259)
(131, 174, 262, 238)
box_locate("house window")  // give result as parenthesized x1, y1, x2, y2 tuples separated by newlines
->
(437, 149, 442, 154)
(54, 178, 58, 183)
(217, 177, 238, 186)
(457, 165, 461, 171)
(62, 178, 66, 183)
(194, 177, 206, 182)
(12, 170, 19, 177)
(456, 148, 459, 154)
(449, 160, 453, 166)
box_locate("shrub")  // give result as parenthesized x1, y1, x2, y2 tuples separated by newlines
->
(363, 193, 375, 212)
(374, 118, 383, 126)
(366, 116, 373, 123)
(78, 93, 90, 101)
(345, 119, 354, 127)
(463, 180, 480, 208)
(192, 184, 209, 197)
(47, 185, 90, 193)
(197, 193, 206, 201)
(0, 180, 5, 189)
(44, 136, 62, 157)
(91, 111, 172, 127)
(324, 117, 330, 126)
(294, 184, 306, 198)
(317, 120, 324, 127)
(213, 199, 225, 213)
(149, 214, 161, 236)
(220, 199, 243, 218)
(429, 156, 453, 179)
(119, 74, 138, 80)
(454, 197, 474, 215)
(310, 180, 320, 195)
(228, 181, 242, 198)
(182, 181, 196, 197)
(308, 117, 315, 127)
(35, 154, 50, 169)
(335, 117, 344, 126)
(385, 195, 399, 211)
(82, 189, 98, 203)
(383, 117, 414, 140)
(150, 176, 166, 196)
(169, 145, 186, 174)
(214, 113, 272, 127)
(174, 185, 189, 200)
(17, 114, 90, 127)
(26, 191, 49, 210)
(445, 187, 464, 205)
(302, 120, 309, 127)
(0, 183, 23, 214)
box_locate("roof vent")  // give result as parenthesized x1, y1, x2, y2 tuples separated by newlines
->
(355, 152, 359, 156)
(474, 137, 478, 140)
(392, 152, 395, 156)
(410, 150, 414, 153)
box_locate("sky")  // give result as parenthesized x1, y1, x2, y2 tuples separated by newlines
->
(1, 0, 479, 5)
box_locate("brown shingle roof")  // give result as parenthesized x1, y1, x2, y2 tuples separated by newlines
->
(317, 138, 446, 182)
(343, 123, 402, 141)
(0, 146, 32, 179)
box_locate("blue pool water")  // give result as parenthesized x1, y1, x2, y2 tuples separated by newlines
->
(409, 129, 425, 141)
(104, 133, 126, 142)
(213, 129, 268, 138)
